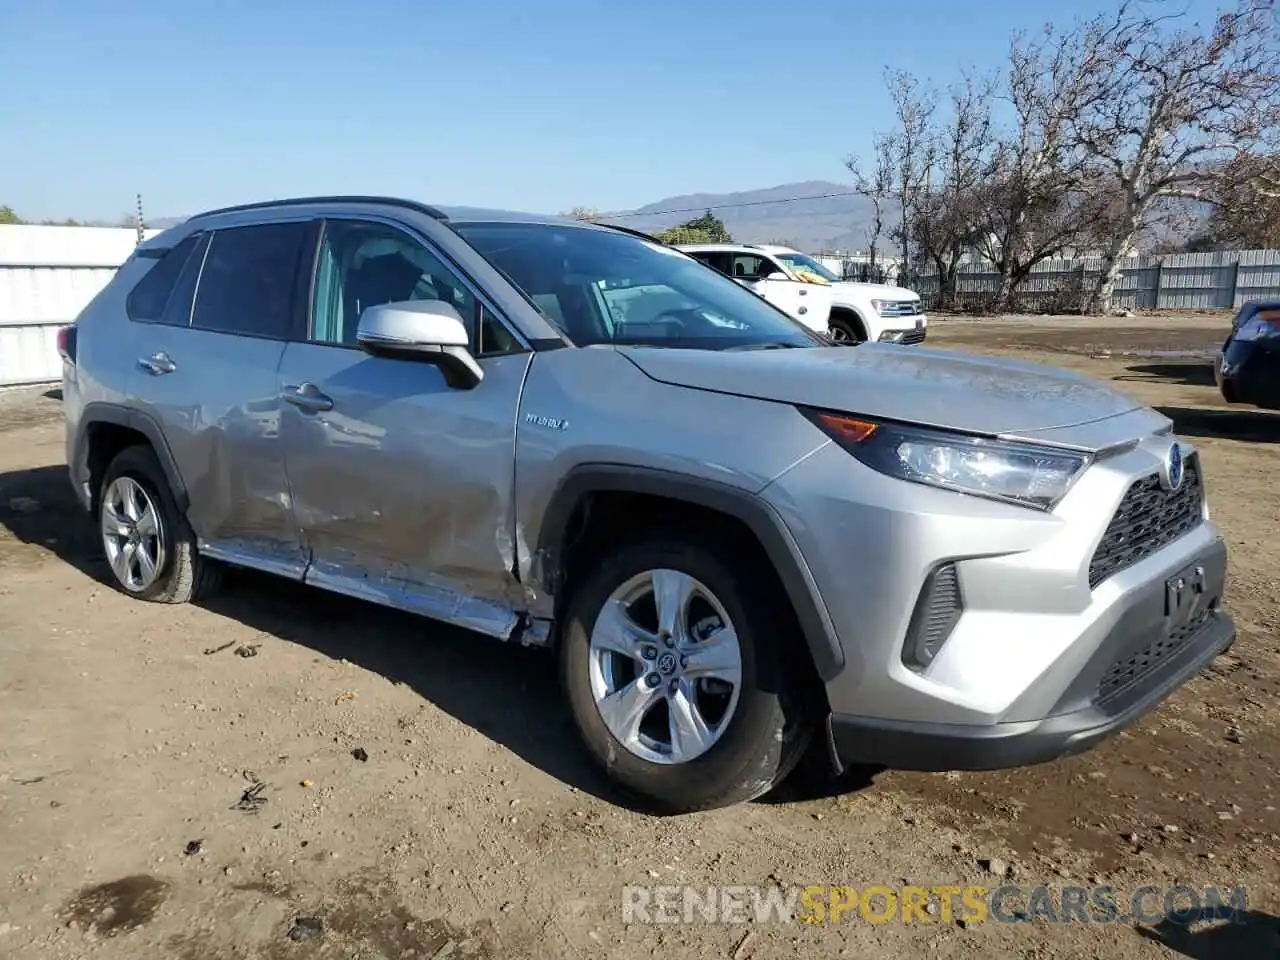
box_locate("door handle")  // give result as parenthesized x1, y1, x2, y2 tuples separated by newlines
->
(137, 351, 176, 376)
(282, 382, 334, 412)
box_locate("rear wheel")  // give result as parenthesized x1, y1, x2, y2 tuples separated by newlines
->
(560, 535, 812, 812)
(98, 445, 222, 603)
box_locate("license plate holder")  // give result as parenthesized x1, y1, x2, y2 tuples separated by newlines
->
(1165, 562, 1209, 632)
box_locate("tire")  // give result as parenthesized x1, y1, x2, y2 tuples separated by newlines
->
(98, 445, 222, 603)
(560, 534, 813, 812)
(829, 314, 867, 344)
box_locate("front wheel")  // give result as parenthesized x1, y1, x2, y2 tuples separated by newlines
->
(560, 536, 811, 812)
(828, 316, 866, 344)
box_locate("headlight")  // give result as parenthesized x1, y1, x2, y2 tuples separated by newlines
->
(802, 410, 1091, 510)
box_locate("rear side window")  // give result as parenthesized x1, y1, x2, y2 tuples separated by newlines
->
(126, 234, 203, 323)
(191, 222, 311, 339)
(692, 251, 732, 275)
(730, 255, 769, 281)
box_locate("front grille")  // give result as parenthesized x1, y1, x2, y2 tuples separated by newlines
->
(879, 300, 922, 317)
(897, 327, 927, 345)
(1096, 606, 1216, 704)
(1088, 456, 1204, 589)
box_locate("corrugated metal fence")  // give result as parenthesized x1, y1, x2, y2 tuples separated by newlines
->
(0, 225, 161, 386)
(914, 249, 1280, 312)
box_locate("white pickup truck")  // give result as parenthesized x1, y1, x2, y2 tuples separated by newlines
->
(677, 242, 927, 344)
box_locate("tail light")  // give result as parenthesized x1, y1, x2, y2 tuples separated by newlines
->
(57, 325, 77, 363)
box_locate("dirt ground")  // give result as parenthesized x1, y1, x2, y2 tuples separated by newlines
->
(1, 313, 1278, 959)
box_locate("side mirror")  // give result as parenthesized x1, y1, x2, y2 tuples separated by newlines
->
(762, 271, 789, 283)
(356, 300, 483, 389)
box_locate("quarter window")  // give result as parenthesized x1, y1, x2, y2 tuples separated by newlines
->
(191, 222, 311, 339)
(126, 233, 205, 324)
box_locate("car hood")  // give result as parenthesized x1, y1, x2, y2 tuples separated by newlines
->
(829, 281, 917, 301)
(622, 343, 1152, 443)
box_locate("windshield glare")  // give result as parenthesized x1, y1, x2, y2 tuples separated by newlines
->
(453, 222, 823, 349)
(776, 252, 841, 283)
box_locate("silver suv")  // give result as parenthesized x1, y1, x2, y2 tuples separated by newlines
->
(61, 197, 1234, 812)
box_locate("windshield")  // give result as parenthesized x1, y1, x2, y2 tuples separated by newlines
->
(775, 252, 842, 283)
(452, 222, 824, 349)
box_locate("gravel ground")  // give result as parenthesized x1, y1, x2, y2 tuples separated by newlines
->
(1, 313, 1278, 959)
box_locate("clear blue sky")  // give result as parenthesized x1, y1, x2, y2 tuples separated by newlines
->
(0, 0, 1230, 221)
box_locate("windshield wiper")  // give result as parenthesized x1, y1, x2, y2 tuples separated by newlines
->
(723, 342, 803, 351)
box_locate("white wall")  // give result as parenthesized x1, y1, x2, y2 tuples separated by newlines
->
(0, 224, 164, 386)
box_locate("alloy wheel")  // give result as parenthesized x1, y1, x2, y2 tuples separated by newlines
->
(587, 568, 743, 765)
(101, 476, 166, 592)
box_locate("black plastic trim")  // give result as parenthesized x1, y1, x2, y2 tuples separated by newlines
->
(596, 222, 669, 244)
(902, 561, 963, 670)
(827, 609, 1235, 773)
(535, 464, 845, 680)
(190, 195, 449, 223)
(74, 403, 190, 513)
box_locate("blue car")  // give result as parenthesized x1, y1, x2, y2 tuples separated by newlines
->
(1216, 300, 1280, 410)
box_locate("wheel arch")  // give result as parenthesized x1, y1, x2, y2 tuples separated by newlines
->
(75, 403, 189, 515)
(828, 306, 870, 342)
(535, 464, 845, 682)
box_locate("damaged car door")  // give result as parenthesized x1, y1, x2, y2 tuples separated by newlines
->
(276, 217, 531, 637)
(125, 221, 315, 577)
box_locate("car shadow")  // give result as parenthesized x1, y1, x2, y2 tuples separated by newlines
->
(754, 747, 881, 804)
(1156, 406, 1280, 444)
(0, 463, 875, 815)
(1136, 907, 1280, 959)
(1113, 362, 1218, 387)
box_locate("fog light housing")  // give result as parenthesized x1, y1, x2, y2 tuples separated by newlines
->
(902, 562, 963, 670)
(878, 330, 905, 343)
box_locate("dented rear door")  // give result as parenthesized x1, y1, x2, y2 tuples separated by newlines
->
(128, 221, 312, 577)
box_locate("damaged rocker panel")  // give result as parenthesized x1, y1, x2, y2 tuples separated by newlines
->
(197, 539, 553, 647)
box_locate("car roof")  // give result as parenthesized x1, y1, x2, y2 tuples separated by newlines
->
(183, 196, 600, 229)
(675, 242, 802, 254)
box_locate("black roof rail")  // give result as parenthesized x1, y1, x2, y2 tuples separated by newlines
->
(189, 195, 449, 222)
(595, 221, 669, 244)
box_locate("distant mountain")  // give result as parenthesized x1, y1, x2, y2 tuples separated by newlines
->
(143, 181, 896, 251)
(602, 180, 894, 252)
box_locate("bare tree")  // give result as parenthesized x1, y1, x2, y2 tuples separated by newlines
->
(910, 70, 1000, 306)
(972, 24, 1100, 308)
(1195, 152, 1280, 248)
(1053, 1, 1280, 313)
(845, 133, 896, 269)
(882, 69, 938, 285)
